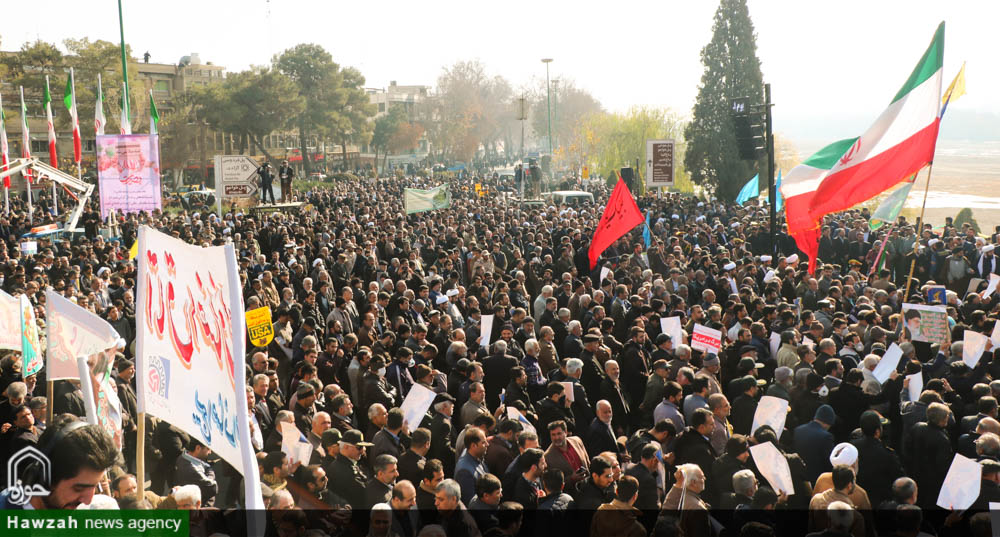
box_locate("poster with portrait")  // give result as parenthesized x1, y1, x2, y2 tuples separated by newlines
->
(901, 303, 949, 347)
(97, 134, 162, 218)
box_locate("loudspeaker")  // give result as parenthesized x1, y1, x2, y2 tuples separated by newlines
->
(620, 167, 635, 190)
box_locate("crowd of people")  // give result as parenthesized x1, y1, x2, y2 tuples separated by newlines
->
(0, 171, 999, 537)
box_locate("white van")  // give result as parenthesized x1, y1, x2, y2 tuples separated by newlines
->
(545, 190, 595, 207)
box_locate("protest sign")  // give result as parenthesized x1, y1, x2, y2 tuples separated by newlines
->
(992, 321, 1000, 347)
(901, 303, 949, 347)
(400, 384, 437, 432)
(508, 406, 536, 435)
(600, 266, 611, 283)
(936, 454, 981, 510)
(280, 422, 313, 466)
(769, 332, 781, 359)
(872, 343, 903, 384)
(96, 134, 163, 218)
(245, 306, 274, 348)
(0, 290, 20, 351)
(984, 274, 1000, 299)
(136, 226, 263, 509)
(560, 382, 575, 403)
(480, 314, 495, 350)
(749, 441, 794, 495)
(45, 289, 121, 380)
(964, 330, 989, 368)
(906, 372, 923, 403)
(926, 285, 946, 304)
(20, 295, 42, 377)
(752, 396, 789, 440)
(967, 278, 985, 297)
(660, 316, 683, 347)
(691, 324, 722, 354)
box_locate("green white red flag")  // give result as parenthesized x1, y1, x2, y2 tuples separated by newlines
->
(95, 74, 106, 136)
(781, 22, 944, 273)
(64, 68, 82, 164)
(120, 82, 131, 135)
(19, 86, 32, 183)
(149, 90, 159, 135)
(0, 91, 9, 187)
(43, 76, 58, 167)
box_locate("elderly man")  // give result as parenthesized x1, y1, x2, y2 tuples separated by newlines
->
(599, 360, 630, 437)
(584, 400, 619, 457)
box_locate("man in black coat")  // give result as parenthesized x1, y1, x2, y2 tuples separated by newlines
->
(624, 443, 661, 511)
(536, 383, 575, 448)
(851, 410, 905, 508)
(258, 161, 276, 204)
(572, 455, 615, 511)
(327, 429, 373, 509)
(904, 402, 954, 509)
(729, 376, 759, 436)
(278, 159, 294, 203)
(828, 369, 897, 441)
(598, 360, 630, 438)
(583, 400, 619, 457)
(673, 408, 718, 486)
(482, 346, 518, 409)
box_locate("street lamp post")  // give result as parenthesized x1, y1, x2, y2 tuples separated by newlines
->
(551, 78, 559, 150)
(541, 58, 553, 156)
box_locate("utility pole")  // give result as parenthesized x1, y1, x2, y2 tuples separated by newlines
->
(552, 78, 559, 150)
(541, 58, 553, 155)
(765, 83, 776, 256)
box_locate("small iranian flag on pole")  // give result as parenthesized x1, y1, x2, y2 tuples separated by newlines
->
(149, 90, 159, 135)
(0, 91, 9, 184)
(120, 82, 131, 135)
(64, 68, 82, 164)
(19, 86, 32, 183)
(43, 76, 58, 167)
(95, 74, 106, 136)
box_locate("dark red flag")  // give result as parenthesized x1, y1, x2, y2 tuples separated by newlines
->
(588, 177, 644, 269)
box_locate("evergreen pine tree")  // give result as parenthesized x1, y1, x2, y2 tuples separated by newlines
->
(684, 0, 765, 201)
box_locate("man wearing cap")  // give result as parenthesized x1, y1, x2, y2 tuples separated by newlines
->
(729, 376, 760, 436)
(696, 354, 723, 397)
(329, 429, 373, 509)
(794, 404, 837, 483)
(427, 393, 457, 475)
(850, 410, 904, 507)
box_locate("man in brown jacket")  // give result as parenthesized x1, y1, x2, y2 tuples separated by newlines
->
(543, 420, 590, 489)
(589, 475, 647, 537)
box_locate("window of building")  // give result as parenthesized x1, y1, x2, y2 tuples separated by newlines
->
(155, 80, 169, 91)
(378, 103, 385, 113)
(31, 140, 47, 153)
(84, 140, 96, 152)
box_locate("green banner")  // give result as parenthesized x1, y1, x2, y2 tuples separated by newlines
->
(4, 511, 188, 536)
(404, 185, 452, 214)
(870, 179, 915, 231)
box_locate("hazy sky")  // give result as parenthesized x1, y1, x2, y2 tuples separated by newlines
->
(3, 0, 992, 145)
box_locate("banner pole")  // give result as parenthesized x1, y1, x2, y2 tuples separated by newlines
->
(903, 164, 935, 300)
(137, 411, 146, 501)
(46, 379, 53, 424)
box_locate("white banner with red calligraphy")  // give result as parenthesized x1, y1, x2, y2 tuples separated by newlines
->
(136, 226, 263, 509)
(0, 290, 20, 351)
(691, 324, 722, 355)
(45, 289, 122, 380)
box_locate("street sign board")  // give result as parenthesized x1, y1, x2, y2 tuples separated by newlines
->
(215, 155, 260, 214)
(646, 139, 675, 188)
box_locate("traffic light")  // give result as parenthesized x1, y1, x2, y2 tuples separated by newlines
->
(730, 97, 766, 160)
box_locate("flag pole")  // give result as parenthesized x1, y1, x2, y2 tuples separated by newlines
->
(137, 410, 145, 502)
(118, 0, 130, 105)
(902, 164, 935, 300)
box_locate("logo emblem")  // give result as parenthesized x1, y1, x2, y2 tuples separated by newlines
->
(148, 355, 171, 398)
(4, 446, 51, 506)
(839, 138, 862, 166)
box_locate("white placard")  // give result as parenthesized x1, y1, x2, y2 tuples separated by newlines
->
(769, 332, 781, 359)
(991, 321, 1000, 347)
(906, 372, 923, 403)
(479, 314, 495, 350)
(691, 324, 722, 354)
(936, 454, 981, 510)
(600, 266, 611, 283)
(964, 330, 989, 368)
(660, 316, 683, 347)
(280, 421, 312, 466)
(984, 274, 1000, 299)
(749, 441, 794, 496)
(751, 396, 789, 440)
(45, 289, 121, 380)
(871, 343, 903, 384)
(0, 290, 20, 351)
(560, 382, 575, 403)
(400, 383, 437, 432)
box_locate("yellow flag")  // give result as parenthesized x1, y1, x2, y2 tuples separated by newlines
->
(942, 62, 966, 106)
(128, 241, 138, 261)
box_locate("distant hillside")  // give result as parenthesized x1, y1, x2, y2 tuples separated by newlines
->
(780, 108, 1000, 149)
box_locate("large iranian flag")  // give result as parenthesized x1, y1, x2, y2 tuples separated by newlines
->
(781, 22, 944, 273)
(64, 68, 82, 164)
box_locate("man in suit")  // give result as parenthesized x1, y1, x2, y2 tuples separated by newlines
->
(625, 443, 661, 511)
(397, 428, 430, 485)
(673, 408, 718, 486)
(257, 161, 276, 204)
(599, 360, 630, 437)
(542, 420, 589, 489)
(584, 400, 620, 457)
(536, 382, 575, 448)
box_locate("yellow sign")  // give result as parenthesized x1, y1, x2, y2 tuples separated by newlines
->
(246, 306, 274, 348)
(582, 166, 589, 179)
